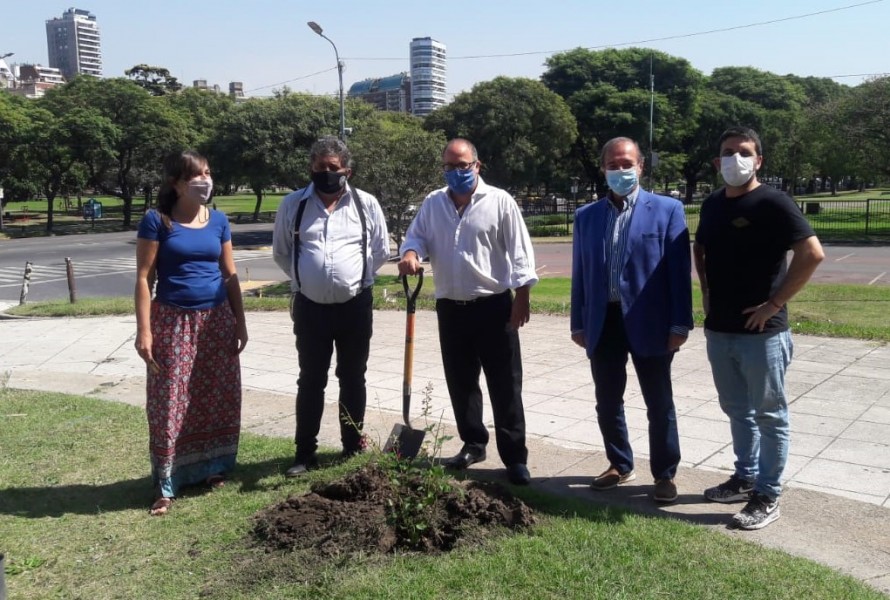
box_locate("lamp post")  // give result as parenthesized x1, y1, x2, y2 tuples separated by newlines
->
(569, 177, 580, 235)
(307, 21, 346, 141)
(0, 53, 10, 233)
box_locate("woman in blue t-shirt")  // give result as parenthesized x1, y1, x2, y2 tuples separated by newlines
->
(135, 150, 248, 516)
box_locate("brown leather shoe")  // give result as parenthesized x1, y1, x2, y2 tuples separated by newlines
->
(590, 466, 636, 491)
(654, 478, 678, 503)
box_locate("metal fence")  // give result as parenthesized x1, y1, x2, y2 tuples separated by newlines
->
(522, 197, 890, 242)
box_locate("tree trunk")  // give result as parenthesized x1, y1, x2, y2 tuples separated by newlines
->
(44, 194, 56, 234)
(683, 174, 697, 205)
(122, 194, 134, 228)
(252, 188, 263, 222)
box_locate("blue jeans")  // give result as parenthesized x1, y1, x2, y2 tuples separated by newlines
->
(705, 329, 793, 499)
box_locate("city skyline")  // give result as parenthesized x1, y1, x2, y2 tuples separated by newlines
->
(2, 1, 888, 100)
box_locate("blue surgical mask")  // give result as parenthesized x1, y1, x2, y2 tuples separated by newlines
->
(444, 168, 477, 195)
(605, 168, 638, 197)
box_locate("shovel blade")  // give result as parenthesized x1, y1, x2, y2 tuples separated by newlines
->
(382, 424, 426, 459)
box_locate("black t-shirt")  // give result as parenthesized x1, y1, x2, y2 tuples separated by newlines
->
(695, 185, 815, 334)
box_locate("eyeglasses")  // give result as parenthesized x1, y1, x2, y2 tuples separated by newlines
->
(442, 160, 477, 172)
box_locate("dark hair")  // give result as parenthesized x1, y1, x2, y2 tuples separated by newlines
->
(156, 150, 208, 228)
(310, 137, 353, 169)
(718, 126, 762, 155)
(599, 137, 643, 167)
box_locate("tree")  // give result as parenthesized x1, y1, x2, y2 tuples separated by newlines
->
(0, 92, 31, 225)
(350, 113, 445, 248)
(844, 76, 890, 179)
(678, 89, 764, 203)
(424, 77, 577, 192)
(542, 48, 703, 193)
(10, 106, 108, 232)
(208, 91, 375, 221)
(707, 67, 812, 193)
(41, 77, 192, 227)
(125, 64, 183, 96)
(165, 87, 235, 149)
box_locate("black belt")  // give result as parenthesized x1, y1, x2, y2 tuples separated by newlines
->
(438, 290, 510, 306)
(295, 286, 371, 307)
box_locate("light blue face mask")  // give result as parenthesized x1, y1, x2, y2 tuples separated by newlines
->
(605, 168, 638, 197)
(444, 168, 476, 195)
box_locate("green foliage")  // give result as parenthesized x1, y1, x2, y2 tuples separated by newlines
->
(3, 64, 890, 231)
(39, 76, 192, 226)
(368, 382, 456, 549)
(424, 77, 577, 192)
(350, 113, 445, 247)
(543, 48, 703, 192)
(124, 64, 183, 96)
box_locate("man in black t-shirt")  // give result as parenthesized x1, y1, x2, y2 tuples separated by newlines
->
(694, 126, 824, 530)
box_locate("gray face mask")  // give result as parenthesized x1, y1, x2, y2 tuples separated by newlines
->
(720, 154, 756, 187)
(187, 178, 214, 203)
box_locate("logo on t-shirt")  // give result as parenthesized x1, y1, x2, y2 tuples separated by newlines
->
(731, 217, 751, 228)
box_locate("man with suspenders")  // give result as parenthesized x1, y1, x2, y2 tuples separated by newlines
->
(273, 137, 390, 476)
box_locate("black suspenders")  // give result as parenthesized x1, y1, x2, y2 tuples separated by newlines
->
(292, 185, 368, 291)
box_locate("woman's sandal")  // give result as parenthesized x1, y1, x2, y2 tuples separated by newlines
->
(149, 497, 173, 516)
(206, 474, 226, 489)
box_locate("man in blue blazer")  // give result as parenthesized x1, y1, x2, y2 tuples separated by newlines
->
(570, 137, 693, 504)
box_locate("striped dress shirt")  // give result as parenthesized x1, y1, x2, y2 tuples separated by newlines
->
(605, 188, 639, 303)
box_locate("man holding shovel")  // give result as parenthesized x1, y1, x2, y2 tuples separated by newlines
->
(398, 138, 538, 486)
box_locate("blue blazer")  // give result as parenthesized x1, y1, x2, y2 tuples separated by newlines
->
(570, 190, 693, 358)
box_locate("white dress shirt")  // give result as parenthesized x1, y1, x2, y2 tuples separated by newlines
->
(273, 184, 390, 304)
(400, 177, 538, 300)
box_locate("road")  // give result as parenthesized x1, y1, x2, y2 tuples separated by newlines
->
(534, 241, 890, 285)
(1, 224, 888, 303)
(0, 223, 281, 303)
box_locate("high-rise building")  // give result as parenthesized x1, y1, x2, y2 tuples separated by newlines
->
(46, 8, 102, 80)
(229, 81, 245, 100)
(409, 37, 446, 117)
(348, 73, 412, 113)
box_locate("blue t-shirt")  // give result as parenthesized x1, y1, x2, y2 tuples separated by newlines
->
(137, 209, 231, 309)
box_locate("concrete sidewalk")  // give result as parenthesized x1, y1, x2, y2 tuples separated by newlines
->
(1, 307, 889, 594)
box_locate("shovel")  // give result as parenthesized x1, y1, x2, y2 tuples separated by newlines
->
(383, 269, 426, 458)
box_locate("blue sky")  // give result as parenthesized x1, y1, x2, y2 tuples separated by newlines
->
(5, 1, 888, 98)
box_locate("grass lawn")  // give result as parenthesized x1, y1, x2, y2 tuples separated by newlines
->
(0, 389, 882, 600)
(9, 279, 890, 342)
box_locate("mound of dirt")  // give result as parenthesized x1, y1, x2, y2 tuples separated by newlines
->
(252, 463, 535, 555)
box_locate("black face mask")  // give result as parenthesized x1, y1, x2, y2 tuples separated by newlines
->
(311, 170, 347, 194)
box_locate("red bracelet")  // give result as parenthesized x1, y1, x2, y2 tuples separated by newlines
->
(768, 299, 783, 310)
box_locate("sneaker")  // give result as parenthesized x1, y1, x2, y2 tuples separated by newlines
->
(704, 475, 755, 503)
(732, 492, 781, 530)
(653, 478, 678, 504)
(590, 466, 636, 491)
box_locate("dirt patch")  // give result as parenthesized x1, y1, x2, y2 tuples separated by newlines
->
(252, 463, 535, 555)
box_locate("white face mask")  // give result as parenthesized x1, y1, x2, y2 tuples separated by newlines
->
(720, 153, 757, 187)
(187, 178, 214, 203)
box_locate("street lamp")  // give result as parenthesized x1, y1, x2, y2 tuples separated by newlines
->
(307, 21, 346, 141)
(0, 53, 10, 232)
(569, 177, 580, 235)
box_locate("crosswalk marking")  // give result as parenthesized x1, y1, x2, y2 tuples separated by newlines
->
(0, 249, 271, 286)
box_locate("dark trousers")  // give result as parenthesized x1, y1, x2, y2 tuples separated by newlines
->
(591, 303, 680, 480)
(436, 291, 528, 466)
(292, 287, 373, 457)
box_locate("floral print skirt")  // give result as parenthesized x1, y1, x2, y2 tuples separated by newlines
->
(147, 301, 241, 498)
